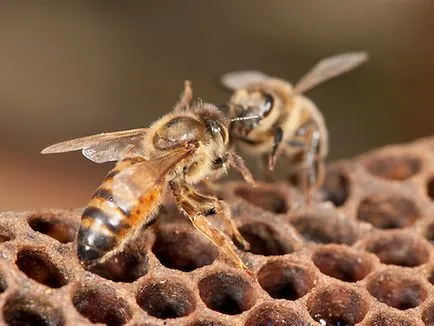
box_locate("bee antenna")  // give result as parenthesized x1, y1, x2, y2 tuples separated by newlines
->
(230, 116, 261, 123)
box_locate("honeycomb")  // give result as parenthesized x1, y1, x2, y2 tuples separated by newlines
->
(1, 136, 434, 326)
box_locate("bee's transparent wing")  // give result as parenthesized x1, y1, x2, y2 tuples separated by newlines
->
(294, 52, 368, 94)
(220, 71, 270, 90)
(41, 128, 148, 163)
(112, 146, 196, 203)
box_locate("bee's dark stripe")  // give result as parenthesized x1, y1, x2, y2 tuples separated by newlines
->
(77, 223, 117, 252)
(82, 206, 129, 233)
(92, 188, 113, 201)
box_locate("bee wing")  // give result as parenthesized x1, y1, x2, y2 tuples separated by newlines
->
(41, 128, 148, 163)
(220, 71, 270, 90)
(294, 52, 369, 94)
(111, 146, 196, 204)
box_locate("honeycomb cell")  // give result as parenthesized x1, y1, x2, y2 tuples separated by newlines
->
(234, 185, 289, 214)
(366, 311, 418, 326)
(16, 249, 67, 288)
(0, 229, 12, 243)
(320, 169, 350, 207)
(257, 259, 316, 300)
(3, 294, 64, 326)
(86, 249, 148, 282)
(423, 303, 434, 326)
(72, 286, 132, 325)
(364, 154, 421, 181)
(307, 285, 368, 325)
(137, 278, 195, 319)
(365, 233, 430, 267)
(367, 269, 427, 310)
(245, 302, 309, 326)
(312, 245, 373, 282)
(152, 229, 217, 272)
(236, 223, 294, 256)
(198, 272, 256, 315)
(27, 214, 77, 243)
(292, 214, 358, 245)
(357, 195, 420, 229)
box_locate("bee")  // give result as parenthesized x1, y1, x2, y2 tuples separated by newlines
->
(41, 81, 255, 274)
(221, 52, 368, 199)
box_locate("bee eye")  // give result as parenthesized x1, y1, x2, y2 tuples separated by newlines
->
(263, 93, 274, 116)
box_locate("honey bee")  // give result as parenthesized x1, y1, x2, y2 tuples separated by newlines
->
(221, 52, 368, 199)
(41, 81, 255, 274)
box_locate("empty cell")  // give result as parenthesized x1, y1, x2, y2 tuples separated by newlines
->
(234, 185, 289, 214)
(357, 195, 420, 229)
(307, 285, 368, 325)
(367, 269, 427, 310)
(16, 249, 67, 288)
(198, 272, 255, 315)
(364, 154, 421, 181)
(257, 259, 316, 300)
(245, 302, 309, 326)
(137, 278, 195, 319)
(236, 223, 294, 256)
(152, 229, 217, 272)
(312, 245, 373, 282)
(320, 169, 350, 207)
(3, 293, 64, 326)
(72, 285, 132, 325)
(27, 213, 78, 243)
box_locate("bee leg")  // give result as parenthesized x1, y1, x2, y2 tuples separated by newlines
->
(289, 122, 324, 204)
(224, 152, 256, 187)
(171, 182, 252, 276)
(261, 154, 274, 182)
(173, 80, 193, 112)
(268, 127, 284, 171)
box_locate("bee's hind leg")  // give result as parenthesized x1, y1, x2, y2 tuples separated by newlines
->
(170, 182, 252, 276)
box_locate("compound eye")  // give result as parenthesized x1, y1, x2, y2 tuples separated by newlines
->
(262, 93, 274, 117)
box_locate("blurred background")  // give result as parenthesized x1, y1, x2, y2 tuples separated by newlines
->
(0, 1, 433, 210)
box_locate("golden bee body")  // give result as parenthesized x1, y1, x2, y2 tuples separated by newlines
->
(42, 82, 255, 273)
(222, 52, 368, 196)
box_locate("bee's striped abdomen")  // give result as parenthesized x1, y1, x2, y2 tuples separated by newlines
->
(76, 157, 161, 263)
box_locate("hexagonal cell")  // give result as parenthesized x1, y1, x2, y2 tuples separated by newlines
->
(198, 272, 256, 315)
(423, 303, 434, 326)
(365, 233, 430, 267)
(312, 245, 373, 282)
(257, 259, 316, 300)
(152, 229, 217, 272)
(245, 302, 309, 326)
(16, 249, 67, 288)
(236, 223, 294, 256)
(27, 213, 77, 243)
(72, 285, 132, 325)
(367, 269, 427, 310)
(291, 214, 358, 245)
(234, 185, 289, 214)
(357, 195, 420, 229)
(320, 169, 350, 207)
(364, 154, 421, 181)
(86, 249, 148, 283)
(307, 285, 368, 325)
(366, 311, 418, 326)
(3, 293, 64, 326)
(137, 278, 195, 319)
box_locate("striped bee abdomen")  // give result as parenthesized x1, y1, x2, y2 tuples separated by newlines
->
(77, 157, 161, 263)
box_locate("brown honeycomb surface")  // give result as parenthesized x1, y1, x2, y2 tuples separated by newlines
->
(2, 137, 434, 325)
